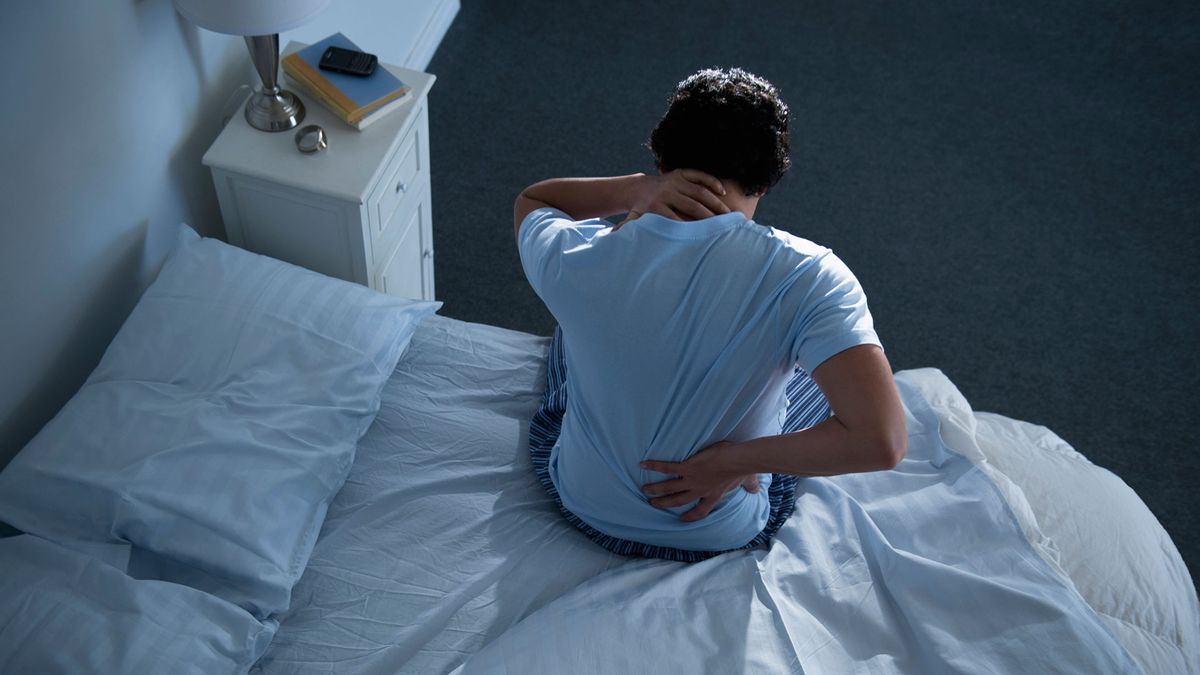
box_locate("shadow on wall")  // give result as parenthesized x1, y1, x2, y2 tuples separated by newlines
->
(169, 10, 253, 241)
(167, 78, 249, 243)
(0, 4, 254, 467)
(172, 2, 211, 91)
(0, 222, 148, 466)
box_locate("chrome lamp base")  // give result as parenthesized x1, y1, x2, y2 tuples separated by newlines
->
(243, 34, 306, 132)
(244, 89, 306, 132)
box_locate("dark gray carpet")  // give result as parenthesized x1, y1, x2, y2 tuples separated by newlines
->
(426, 2, 1199, 583)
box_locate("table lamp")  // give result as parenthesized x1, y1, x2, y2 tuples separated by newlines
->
(174, 0, 331, 132)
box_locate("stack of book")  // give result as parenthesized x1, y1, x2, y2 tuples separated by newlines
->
(282, 33, 409, 131)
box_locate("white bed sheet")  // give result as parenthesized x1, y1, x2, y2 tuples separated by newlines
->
(254, 316, 624, 675)
(886, 370, 1198, 675)
(972, 412, 1198, 673)
(254, 316, 1198, 675)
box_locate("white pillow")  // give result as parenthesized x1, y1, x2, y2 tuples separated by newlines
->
(0, 225, 440, 618)
(898, 368, 1200, 673)
(973, 412, 1200, 675)
(0, 534, 274, 674)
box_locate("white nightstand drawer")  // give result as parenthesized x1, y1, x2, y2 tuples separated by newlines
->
(374, 197, 429, 300)
(368, 105, 426, 239)
(373, 165, 428, 261)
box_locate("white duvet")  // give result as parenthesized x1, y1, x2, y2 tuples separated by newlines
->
(254, 316, 1198, 675)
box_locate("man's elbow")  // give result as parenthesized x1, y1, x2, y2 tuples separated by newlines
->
(513, 193, 530, 239)
(514, 191, 549, 239)
(881, 435, 907, 470)
(873, 400, 908, 470)
(871, 429, 908, 470)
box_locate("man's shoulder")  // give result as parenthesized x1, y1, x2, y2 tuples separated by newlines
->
(519, 207, 615, 260)
(739, 221, 831, 262)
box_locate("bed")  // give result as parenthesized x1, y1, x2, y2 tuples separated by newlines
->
(0, 227, 1196, 674)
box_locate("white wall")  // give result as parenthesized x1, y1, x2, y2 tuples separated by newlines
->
(0, 0, 456, 467)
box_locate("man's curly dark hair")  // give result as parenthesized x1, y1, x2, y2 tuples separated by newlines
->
(648, 68, 791, 197)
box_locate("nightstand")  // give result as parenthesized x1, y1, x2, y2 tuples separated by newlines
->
(203, 47, 437, 301)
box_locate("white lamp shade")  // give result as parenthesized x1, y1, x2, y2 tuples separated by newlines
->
(173, 0, 331, 36)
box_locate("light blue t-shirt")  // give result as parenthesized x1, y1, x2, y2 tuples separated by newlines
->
(519, 207, 881, 551)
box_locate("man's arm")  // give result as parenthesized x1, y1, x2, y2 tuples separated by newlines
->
(513, 170, 730, 239)
(641, 344, 907, 521)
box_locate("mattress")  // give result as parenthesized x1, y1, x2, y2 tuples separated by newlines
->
(253, 315, 1198, 674)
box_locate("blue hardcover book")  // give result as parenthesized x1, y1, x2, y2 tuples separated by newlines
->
(283, 33, 408, 121)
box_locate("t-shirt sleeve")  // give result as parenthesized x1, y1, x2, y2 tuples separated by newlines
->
(789, 251, 882, 373)
(517, 207, 610, 299)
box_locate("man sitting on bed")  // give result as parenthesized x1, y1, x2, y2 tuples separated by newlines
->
(513, 68, 907, 560)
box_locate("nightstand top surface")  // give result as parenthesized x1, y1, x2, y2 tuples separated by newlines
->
(203, 42, 435, 204)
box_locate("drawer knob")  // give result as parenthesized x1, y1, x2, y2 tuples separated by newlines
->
(395, 181, 408, 194)
(423, 249, 432, 260)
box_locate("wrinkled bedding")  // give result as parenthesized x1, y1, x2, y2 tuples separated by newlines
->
(254, 316, 1198, 675)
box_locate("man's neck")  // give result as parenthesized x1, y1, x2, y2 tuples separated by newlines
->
(719, 182, 760, 220)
